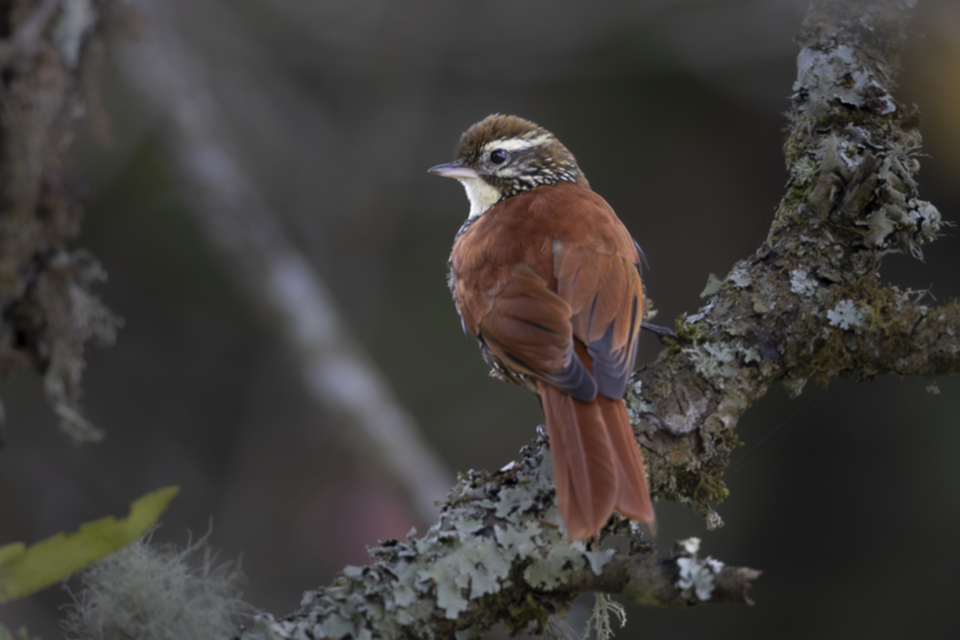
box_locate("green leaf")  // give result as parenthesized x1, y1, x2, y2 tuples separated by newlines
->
(0, 486, 179, 603)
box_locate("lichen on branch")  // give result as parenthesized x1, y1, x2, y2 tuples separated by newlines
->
(248, 439, 758, 640)
(626, 0, 945, 525)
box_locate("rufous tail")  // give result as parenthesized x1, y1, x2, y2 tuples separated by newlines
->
(540, 382, 655, 540)
(598, 394, 656, 534)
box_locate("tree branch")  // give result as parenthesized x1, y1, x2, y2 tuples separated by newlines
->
(245, 440, 758, 640)
(624, 0, 943, 525)
(233, 1, 941, 636)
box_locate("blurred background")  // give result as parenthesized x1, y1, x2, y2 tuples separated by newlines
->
(2, 0, 960, 638)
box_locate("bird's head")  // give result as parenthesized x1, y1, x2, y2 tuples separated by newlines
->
(429, 114, 588, 219)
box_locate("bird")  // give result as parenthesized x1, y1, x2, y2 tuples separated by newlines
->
(428, 114, 655, 540)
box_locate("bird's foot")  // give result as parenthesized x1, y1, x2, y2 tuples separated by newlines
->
(641, 321, 678, 342)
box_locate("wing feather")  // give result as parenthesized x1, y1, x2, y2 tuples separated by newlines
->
(555, 241, 643, 399)
(478, 263, 597, 401)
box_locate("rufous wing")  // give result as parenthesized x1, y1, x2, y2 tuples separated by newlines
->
(477, 263, 597, 402)
(554, 241, 643, 399)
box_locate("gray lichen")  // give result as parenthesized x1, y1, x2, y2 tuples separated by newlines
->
(790, 269, 818, 297)
(676, 556, 725, 601)
(61, 533, 249, 640)
(263, 441, 616, 638)
(580, 594, 626, 640)
(672, 537, 725, 601)
(793, 45, 897, 115)
(250, 437, 757, 639)
(728, 269, 752, 289)
(827, 299, 867, 330)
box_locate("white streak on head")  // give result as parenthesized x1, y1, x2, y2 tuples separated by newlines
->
(481, 133, 552, 155)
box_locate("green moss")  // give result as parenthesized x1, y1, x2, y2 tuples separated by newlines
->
(790, 277, 921, 383)
(782, 182, 810, 208)
(649, 419, 740, 517)
(815, 109, 859, 132)
(667, 468, 729, 512)
(782, 128, 808, 170)
(502, 593, 555, 635)
(695, 474, 730, 505)
(674, 317, 704, 345)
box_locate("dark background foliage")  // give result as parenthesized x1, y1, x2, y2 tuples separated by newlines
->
(2, 0, 959, 637)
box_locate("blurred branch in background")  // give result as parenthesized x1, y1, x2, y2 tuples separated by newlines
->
(116, 0, 452, 525)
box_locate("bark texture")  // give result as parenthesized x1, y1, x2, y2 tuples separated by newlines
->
(628, 0, 941, 525)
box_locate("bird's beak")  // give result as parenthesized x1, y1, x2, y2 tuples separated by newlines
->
(428, 162, 480, 180)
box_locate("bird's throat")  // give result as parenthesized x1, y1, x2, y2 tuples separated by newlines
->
(458, 177, 502, 219)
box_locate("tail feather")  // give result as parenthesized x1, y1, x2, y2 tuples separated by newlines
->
(540, 384, 617, 540)
(540, 382, 655, 539)
(598, 396, 656, 533)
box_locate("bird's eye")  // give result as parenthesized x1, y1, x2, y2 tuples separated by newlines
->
(489, 149, 508, 164)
